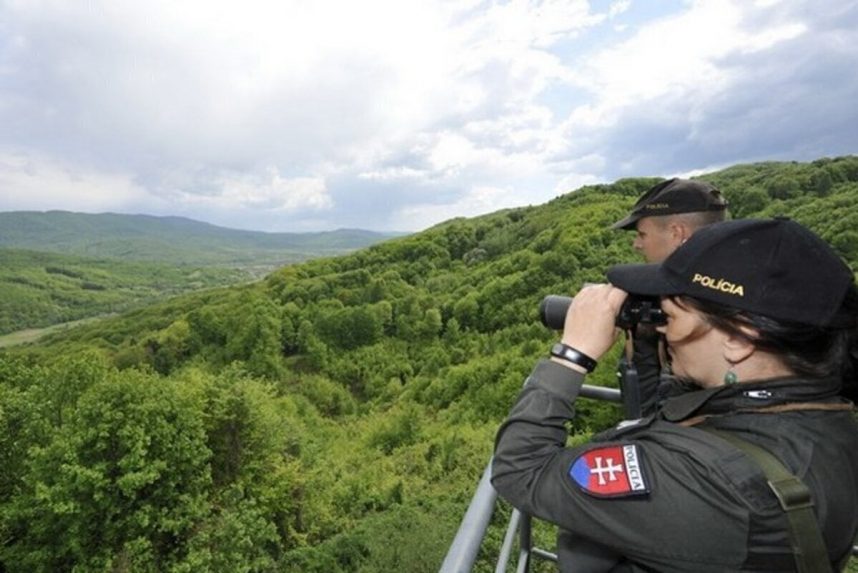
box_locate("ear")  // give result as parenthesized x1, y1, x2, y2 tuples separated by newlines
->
(722, 326, 757, 364)
(670, 222, 693, 244)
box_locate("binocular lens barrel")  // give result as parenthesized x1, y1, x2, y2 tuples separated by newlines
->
(539, 295, 572, 330)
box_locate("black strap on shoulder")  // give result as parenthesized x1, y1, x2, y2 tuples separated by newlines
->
(702, 428, 832, 573)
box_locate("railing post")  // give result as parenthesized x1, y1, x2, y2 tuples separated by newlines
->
(439, 460, 498, 573)
(515, 513, 532, 573)
(494, 509, 521, 573)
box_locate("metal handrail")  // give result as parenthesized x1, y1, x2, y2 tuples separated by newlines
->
(438, 385, 621, 573)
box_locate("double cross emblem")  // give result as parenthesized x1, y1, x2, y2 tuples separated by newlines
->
(590, 456, 624, 485)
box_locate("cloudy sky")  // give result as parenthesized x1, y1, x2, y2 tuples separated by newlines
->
(1, 0, 856, 233)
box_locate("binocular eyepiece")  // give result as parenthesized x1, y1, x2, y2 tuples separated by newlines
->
(539, 294, 666, 331)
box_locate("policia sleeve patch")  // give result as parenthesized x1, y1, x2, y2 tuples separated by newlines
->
(569, 444, 650, 498)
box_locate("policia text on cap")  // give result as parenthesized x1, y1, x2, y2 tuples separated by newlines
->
(491, 218, 858, 572)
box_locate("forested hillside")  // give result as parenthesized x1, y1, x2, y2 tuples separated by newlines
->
(0, 248, 248, 336)
(1, 156, 857, 572)
(0, 212, 401, 340)
(0, 211, 401, 267)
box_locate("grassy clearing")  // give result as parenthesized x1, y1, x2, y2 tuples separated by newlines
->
(0, 317, 105, 348)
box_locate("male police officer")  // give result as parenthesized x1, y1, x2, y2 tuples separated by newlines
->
(611, 178, 728, 418)
(612, 178, 729, 264)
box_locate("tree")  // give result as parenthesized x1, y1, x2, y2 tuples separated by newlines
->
(832, 231, 858, 260)
(151, 318, 192, 374)
(765, 175, 801, 199)
(281, 302, 303, 354)
(198, 367, 307, 558)
(809, 170, 833, 196)
(727, 186, 769, 218)
(297, 319, 329, 369)
(318, 306, 383, 350)
(417, 308, 443, 339)
(0, 364, 37, 507)
(444, 223, 477, 260)
(224, 294, 283, 378)
(2, 370, 212, 572)
(452, 293, 480, 330)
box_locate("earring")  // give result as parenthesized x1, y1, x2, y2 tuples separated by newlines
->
(724, 363, 738, 385)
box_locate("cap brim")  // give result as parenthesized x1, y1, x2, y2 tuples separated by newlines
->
(606, 263, 683, 296)
(611, 212, 641, 230)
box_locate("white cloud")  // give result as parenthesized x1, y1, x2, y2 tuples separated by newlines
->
(545, 0, 854, 179)
(552, 153, 605, 190)
(0, 151, 153, 213)
(426, 132, 482, 173)
(564, 0, 807, 113)
(740, 22, 805, 53)
(0, 0, 613, 231)
(572, 3, 740, 105)
(609, 1, 631, 19)
(394, 184, 524, 231)
(358, 167, 429, 182)
(195, 169, 332, 213)
(1, 0, 856, 233)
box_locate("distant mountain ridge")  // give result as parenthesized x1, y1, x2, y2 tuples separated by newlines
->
(0, 211, 404, 266)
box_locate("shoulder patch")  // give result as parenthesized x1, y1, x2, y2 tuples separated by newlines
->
(569, 444, 650, 498)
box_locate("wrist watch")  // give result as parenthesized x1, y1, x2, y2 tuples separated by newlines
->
(550, 342, 597, 373)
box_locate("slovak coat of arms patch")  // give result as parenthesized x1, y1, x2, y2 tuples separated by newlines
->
(569, 444, 650, 498)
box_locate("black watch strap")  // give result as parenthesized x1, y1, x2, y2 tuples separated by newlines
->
(550, 343, 598, 373)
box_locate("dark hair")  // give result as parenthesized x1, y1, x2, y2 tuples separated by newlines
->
(675, 285, 858, 401)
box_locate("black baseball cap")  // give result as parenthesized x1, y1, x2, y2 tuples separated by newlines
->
(607, 218, 856, 327)
(611, 178, 728, 230)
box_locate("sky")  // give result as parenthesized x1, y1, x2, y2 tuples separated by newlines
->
(1, 0, 857, 233)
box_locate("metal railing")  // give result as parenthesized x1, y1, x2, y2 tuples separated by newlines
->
(438, 385, 858, 572)
(438, 461, 497, 573)
(439, 384, 621, 573)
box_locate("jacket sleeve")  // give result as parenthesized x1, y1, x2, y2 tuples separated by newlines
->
(491, 358, 585, 512)
(490, 359, 756, 571)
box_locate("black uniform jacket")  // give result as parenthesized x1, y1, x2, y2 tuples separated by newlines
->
(492, 359, 858, 572)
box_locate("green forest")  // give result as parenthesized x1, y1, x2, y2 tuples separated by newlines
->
(2, 156, 857, 572)
(0, 249, 248, 337)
